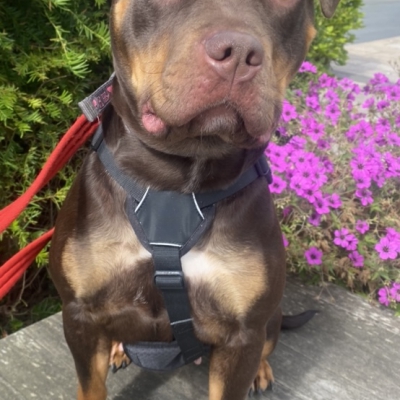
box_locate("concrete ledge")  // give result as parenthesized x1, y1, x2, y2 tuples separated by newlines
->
(1, 278, 399, 399)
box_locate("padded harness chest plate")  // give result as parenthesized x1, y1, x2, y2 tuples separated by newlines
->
(91, 125, 272, 371)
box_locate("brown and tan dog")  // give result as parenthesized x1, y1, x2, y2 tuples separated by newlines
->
(49, 1, 340, 399)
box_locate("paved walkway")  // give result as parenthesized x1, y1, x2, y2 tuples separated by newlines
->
(1, 278, 399, 400)
(331, 0, 400, 83)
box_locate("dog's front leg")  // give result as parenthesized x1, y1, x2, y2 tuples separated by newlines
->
(209, 330, 265, 400)
(63, 304, 111, 400)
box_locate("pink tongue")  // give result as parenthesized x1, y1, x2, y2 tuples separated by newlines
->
(142, 112, 166, 135)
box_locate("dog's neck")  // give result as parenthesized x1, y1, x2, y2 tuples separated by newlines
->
(101, 105, 266, 194)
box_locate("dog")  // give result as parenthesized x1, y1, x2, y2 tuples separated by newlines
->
(49, 1, 340, 399)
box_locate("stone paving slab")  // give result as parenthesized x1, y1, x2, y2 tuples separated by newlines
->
(332, 36, 400, 84)
(353, 0, 400, 44)
(330, 0, 400, 84)
(0, 278, 399, 400)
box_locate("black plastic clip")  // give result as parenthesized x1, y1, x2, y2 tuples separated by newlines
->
(154, 271, 185, 290)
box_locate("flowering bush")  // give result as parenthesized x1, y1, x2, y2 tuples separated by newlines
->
(270, 62, 400, 313)
(309, 0, 363, 71)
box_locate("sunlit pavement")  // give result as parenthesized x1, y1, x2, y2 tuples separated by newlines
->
(331, 0, 400, 84)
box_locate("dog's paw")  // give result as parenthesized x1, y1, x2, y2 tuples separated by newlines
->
(110, 342, 131, 373)
(248, 359, 274, 397)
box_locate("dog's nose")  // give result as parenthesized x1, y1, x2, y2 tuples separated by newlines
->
(204, 31, 264, 83)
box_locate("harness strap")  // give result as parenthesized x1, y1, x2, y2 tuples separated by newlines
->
(91, 124, 273, 369)
(91, 126, 147, 202)
(195, 157, 272, 208)
(153, 246, 206, 363)
(91, 125, 273, 208)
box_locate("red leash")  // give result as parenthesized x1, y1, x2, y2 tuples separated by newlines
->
(0, 115, 99, 299)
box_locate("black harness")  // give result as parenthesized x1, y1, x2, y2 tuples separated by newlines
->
(91, 125, 272, 371)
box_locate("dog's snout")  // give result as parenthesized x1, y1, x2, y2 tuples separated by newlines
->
(204, 31, 264, 82)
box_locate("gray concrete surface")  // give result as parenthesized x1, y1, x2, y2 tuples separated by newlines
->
(353, 0, 400, 43)
(331, 0, 400, 83)
(0, 278, 399, 400)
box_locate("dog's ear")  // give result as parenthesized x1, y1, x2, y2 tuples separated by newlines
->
(319, 0, 340, 18)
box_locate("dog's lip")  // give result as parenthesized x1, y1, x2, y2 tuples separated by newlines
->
(191, 103, 271, 139)
(141, 101, 168, 135)
(140, 99, 271, 140)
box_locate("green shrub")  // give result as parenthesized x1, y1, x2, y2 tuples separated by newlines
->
(310, 0, 364, 71)
(0, 0, 111, 332)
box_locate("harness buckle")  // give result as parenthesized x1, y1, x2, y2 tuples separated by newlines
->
(154, 271, 185, 290)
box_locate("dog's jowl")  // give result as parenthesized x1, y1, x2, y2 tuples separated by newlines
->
(49, 1, 340, 399)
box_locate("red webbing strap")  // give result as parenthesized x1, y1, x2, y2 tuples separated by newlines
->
(0, 115, 98, 232)
(0, 115, 99, 299)
(0, 229, 54, 299)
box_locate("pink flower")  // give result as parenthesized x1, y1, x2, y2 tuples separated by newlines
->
(304, 247, 323, 265)
(325, 104, 341, 123)
(281, 101, 298, 122)
(378, 287, 390, 306)
(355, 188, 374, 206)
(270, 174, 287, 194)
(317, 139, 330, 150)
(349, 251, 364, 268)
(370, 73, 389, 85)
(377, 100, 390, 110)
(345, 234, 358, 251)
(390, 283, 400, 302)
(386, 228, 400, 242)
(333, 228, 351, 248)
(355, 220, 369, 234)
(314, 193, 330, 215)
(308, 212, 321, 227)
(328, 193, 342, 209)
(282, 234, 289, 248)
(375, 237, 398, 260)
(339, 77, 355, 91)
(353, 171, 371, 189)
(302, 186, 321, 204)
(362, 98, 375, 109)
(306, 95, 320, 111)
(298, 61, 317, 74)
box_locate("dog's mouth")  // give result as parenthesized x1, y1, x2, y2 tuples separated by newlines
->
(141, 100, 272, 145)
(141, 101, 240, 136)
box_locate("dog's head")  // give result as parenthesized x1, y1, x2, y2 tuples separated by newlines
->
(110, 0, 339, 156)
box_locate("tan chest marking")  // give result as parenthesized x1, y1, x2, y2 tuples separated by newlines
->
(62, 217, 151, 298)
(181, 247, 267, 317)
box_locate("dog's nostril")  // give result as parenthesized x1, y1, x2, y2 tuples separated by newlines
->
(205, 30, 263, 68)
(223, 47, 232, 60)
(204, 31, 263, 82)
(246, 50, 262, 67)
(207, 45, 233, 62)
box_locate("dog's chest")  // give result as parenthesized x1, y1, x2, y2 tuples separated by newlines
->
(182, 247, 266, 318)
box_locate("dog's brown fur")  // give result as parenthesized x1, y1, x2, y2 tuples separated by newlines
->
(49, 1, 339, 399)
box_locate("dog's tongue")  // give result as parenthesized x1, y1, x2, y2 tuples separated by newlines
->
(142, 103, 167, 135)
